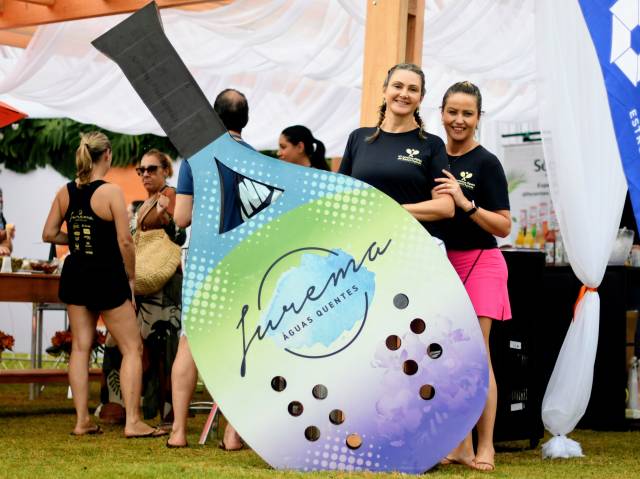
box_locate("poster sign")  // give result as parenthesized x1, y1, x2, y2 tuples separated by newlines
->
(93, 2, 487, 473)
(503, 143, 552, 247)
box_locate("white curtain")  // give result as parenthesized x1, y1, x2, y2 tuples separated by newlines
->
(536, 0, 627, 458)
(0, 0, 539, 155)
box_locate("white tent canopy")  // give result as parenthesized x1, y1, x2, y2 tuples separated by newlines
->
(0, 0, 537, 156)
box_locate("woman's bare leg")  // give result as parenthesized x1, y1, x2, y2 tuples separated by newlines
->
(67, 305, 100, 434)
(102, 300, 157, 437)
(474, 316, 496, 471)
(168, 335, 197, 447)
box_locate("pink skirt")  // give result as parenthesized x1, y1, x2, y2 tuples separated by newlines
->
(447, 248, 511, 321)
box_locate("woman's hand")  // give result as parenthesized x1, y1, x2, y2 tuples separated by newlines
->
(434, 169, 472, 210)
(0, 245, 10, 256)
(156, 193, 170, 214)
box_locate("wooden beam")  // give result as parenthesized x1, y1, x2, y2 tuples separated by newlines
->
(0, 26, 35, 47)
(16, 1, 56, 6)
(0, 0, 229, 29)
(178, 0, 231, 11)
(360, 0, 425, 127)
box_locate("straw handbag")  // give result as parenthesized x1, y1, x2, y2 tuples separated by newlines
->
(133, 194, 181, 295)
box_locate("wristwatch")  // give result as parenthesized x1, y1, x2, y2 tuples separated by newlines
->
(464, 200, 478, 216)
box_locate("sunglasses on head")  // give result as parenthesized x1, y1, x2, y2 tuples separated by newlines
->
(135, 165, 159, 176)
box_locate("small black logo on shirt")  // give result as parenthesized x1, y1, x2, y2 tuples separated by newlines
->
(397, 148, 422, 165)
(457, 171, 476, 190)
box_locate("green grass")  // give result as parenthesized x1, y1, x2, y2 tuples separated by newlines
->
(1, 383, 639, 478)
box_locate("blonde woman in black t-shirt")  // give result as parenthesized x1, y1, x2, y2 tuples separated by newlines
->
(435, 82, 511, 472)
(339, 63, 454, 237)
(42, 132, 165, 439)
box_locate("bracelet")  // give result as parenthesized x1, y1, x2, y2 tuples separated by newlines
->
(464, 200, 478, 217)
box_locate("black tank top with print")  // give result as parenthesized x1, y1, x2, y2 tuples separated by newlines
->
(64, 180, 122, 264)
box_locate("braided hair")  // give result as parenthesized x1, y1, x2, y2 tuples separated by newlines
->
(365, 63, 426, 143)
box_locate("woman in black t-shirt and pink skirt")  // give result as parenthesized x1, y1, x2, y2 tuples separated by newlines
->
(434, 82, 512, 472)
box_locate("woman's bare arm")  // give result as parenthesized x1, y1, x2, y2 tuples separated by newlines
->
(403, 189, 455, 222)
(174, 194, 193, 228)
(42, 187, 69, 245)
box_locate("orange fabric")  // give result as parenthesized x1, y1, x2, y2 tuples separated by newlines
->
(573, 285, 598, 317)
(0, 101, 27, 128)
(104, 166, 147, 207)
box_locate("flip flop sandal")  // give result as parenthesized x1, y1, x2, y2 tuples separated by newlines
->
(70, 425, 103, 436)
(166, 439, 188, 449)
(218, 439, 244, 451)
(125, 427, 168, 439)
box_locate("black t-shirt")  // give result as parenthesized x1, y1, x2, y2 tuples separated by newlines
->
(339, 127, 448, 237)
(441, 145, 510, 250)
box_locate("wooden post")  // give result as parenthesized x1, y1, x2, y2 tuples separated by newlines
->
(0, 0, 231, 29)
(360, 0, 425, 127)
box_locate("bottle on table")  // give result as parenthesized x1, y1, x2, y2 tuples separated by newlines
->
(544, 209, 557, 264)
(555, 227, 566, 264)
(515, 209, 527, 248)
(525, 206, 537, 249)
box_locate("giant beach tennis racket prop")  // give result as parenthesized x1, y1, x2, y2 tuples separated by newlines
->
(93, 2, 487, 473)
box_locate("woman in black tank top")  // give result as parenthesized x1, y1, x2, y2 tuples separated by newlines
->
(43, 132, 165, 438)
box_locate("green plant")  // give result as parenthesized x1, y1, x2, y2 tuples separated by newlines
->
(0, 119, 178, 179)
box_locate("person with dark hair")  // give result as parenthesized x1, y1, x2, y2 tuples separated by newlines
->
(134, 149, 186, 422)
(339, 63, 454, 243)
(0, 187, 14, 256)
(435, 81, 511, 472)
(42, 132, 164, 438)
(168, 88, 256, 450)
(213, 88, 249, 134)
(278, 125, 329, 171)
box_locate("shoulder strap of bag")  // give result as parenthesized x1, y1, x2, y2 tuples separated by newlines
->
(137, 185, 172, 229)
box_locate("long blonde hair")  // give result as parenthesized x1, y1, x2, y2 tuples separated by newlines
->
(76, 132, 111, 185)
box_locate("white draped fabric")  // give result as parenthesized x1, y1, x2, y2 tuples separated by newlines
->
(0, 0, 537, 156)
(536, 0, 627, 458)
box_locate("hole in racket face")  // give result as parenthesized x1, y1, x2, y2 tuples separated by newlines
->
(427, 343, 443, 359)
(271, 376, 287, 392)
(288, 401, 304, 417)
(393, 293, 409, 309)
(329, 409, 345, 425)
(312, 384, 328, 400)
(410, 318, 425, 334)
(216, 158, 283, 234)
(385, 335, 401, 350)
(304, 426, 321, 442)
(403, 359, 418, 375)
(419, 384, 435, 400)
(346, 433, 363, 450)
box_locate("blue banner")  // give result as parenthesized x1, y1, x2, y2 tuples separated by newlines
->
(578, 0, 640, 229)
